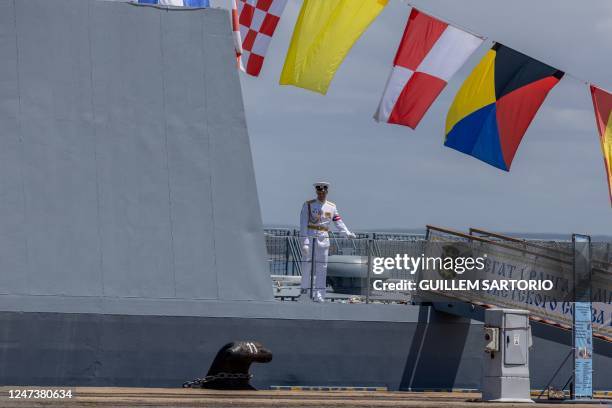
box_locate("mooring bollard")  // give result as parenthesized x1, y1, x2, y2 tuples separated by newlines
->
(183, 341, 272, 390)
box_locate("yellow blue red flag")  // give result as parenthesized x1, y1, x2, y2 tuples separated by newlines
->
(445, 43, 564, 171)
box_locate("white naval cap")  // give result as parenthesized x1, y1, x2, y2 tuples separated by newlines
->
(313, 181, 330, 188)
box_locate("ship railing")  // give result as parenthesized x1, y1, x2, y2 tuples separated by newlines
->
(265, 233, 425, 304)
(265, 229, 612, 313)
(264, 229, 426, 275)
(264, 229, 425, 261)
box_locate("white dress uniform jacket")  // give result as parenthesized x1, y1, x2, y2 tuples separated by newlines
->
(299, 199, 351, 302)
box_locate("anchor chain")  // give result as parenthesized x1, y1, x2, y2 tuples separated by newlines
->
(182, 372, 253, 388)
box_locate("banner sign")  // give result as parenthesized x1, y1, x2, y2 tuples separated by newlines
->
(573, 234, 593, 399)
(574, 302, 593, 397)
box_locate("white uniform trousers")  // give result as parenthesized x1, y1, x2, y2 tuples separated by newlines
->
(301, 236, 329, 302)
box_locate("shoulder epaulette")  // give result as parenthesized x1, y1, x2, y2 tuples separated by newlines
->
(327, 201, 336, 207)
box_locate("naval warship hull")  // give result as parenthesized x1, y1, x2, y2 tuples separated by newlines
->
(2, 305, 611, 390)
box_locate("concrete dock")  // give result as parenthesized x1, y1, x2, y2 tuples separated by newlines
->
(1, 387, 610, 407)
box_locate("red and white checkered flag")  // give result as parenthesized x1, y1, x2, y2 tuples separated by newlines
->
(237, 0, 288, 76)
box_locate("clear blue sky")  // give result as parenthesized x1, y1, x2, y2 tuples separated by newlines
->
(237, 0, 612, 235)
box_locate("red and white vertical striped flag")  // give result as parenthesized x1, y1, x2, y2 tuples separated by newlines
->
(237, 0, 288, 76)
(231, 0, 244, 71)
(374, 8, 483, 129)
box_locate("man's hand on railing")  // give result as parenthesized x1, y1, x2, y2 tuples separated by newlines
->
(346, 232, 357, 239)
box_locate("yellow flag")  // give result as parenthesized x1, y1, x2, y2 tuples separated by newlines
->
(280, 0, 388, 95)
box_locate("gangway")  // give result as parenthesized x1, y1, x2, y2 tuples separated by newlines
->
(424, 225, 612, 343)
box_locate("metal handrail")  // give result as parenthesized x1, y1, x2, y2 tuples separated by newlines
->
(427, 225, 612, 276)
(287, 234, 302, 276)
(469, 227, 612, 270)
(329, 231, 359, 255)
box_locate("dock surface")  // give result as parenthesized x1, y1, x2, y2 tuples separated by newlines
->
(1, 387, 610, 407)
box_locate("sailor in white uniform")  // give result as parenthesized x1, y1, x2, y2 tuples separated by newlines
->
(300, 182, 356, 302)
